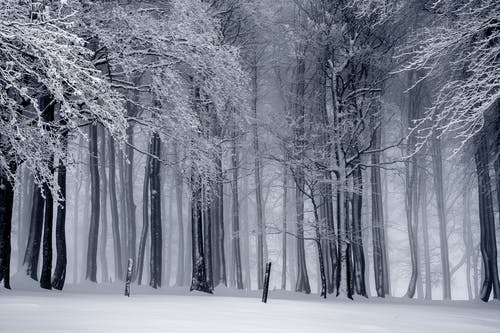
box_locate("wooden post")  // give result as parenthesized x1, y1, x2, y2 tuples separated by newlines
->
(124, 258, 133, 297)
(262, 262, 271, 303)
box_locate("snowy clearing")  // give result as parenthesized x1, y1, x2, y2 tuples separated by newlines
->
(1, 285, 499, 333)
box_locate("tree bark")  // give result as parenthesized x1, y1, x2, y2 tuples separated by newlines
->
(173, 143, 185, 286)
(136, 139, 151, 285)
(149, 133, 162, 289)
(99, 126, 109, 283)
(351, 162, 367, 297)
(108, 137, 123, 280)
(52, 157, 67, 290)
(251, 55, 265, 290)
(86, 123, 100, 282)
(0, 163, 16, 289)
(281, 162, 288, 291)
(190, 175, 211, 293)
(474, 132, 500, 301)
(431, 136, 451, 299)
(420, 168, 432, 300)
(231, 129, 243, 289)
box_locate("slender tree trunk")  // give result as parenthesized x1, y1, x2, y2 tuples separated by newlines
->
(242, 173, 251, 290)
(173, 143, 185, 286)
(405, 71, 421, 299)
(431, 136, 451, 299)
(149, 133, 162, 289)
(40, 174, 53, 290)
(72, 172, 82, 284)
(118, 149, 128, 273)
(231, 129, 243, 289)
(281, 162, 288, 291)
(420, 169, 432, 300)
(24, 183, 44, 280)
(311, 192, 327, 298)
(125, 126, 137, 274)
(99, 126, 109, 283)
(52, 154, 67, 289)
(351, 162, 367, 297)
(108, 137, 122, 280)
(86, 123, 100, 282)
(251, 56, 265, 290)
(463, 177, 474, 300)
(0, 163, 16, 289)
(17, 168, 32, 271)
(370, 112, 390, 297)
(137, 139, 151, 285)
(474, 133, 500, 301)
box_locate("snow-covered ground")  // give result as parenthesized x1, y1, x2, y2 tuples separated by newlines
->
(1, 283, 499, 333)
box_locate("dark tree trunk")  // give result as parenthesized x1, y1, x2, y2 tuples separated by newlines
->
(24, 183, 44, 280)
(108, 137, 123, 280)
(125, 126, 137, 274)
(474, 133, 500, 301)
(0, 163, 16, 289)
(149, 133, 162, 288)
(137, 139, 151, 285)
(99, 126, 109, 282)
(40, 177, 53, 290)
(190, 175, 211, 293)
(203, 190, 213, 290)
(52, 157, 67, 290)
(351, 164, 367, 297)
(431, 136, 451, 299)
(311, 193, 327, 298)
(370, 114, 390, 297)
(86, 123, 100, 282)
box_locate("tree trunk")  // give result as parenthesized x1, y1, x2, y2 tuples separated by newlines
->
(149, 133, 162, 289)
(99, 126, 109, 283)
(118, 149, 129, 274)
(231, 130, 243, 289)
(108, 137, 123, 280)
(190, 175, 211, 293)
(125, 126, 137, 275)
(52, 157, 67, 290)
(251, 56, 265, 290)
(370, 113, 390, 297)
(311, 192, 327, 298)
(281, 162, 288, 291)
(24, 183, 44, 280)
(173, 143, 185, 286)
(463, 176, 474, 300)
(40, 176, 53, 290)
(136, 139, 151, 285)
(474, 132, 500, 301)
(0, 163, 16, 289)
(86, 123, 100, 282)
(351, 163, 367, 297)
(431, 136, 451, 299)
(420, 169, 432, 300)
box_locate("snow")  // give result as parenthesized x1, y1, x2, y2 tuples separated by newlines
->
(1, 282, 499, 333)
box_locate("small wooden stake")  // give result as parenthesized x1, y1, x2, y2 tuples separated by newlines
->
(124, 258, 133, 297)
(262, 262, 271, 303)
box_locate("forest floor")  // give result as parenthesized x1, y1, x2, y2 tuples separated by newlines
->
(1, 280, 499, 332)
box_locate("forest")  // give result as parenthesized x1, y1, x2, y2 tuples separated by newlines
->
(0, 0, 499, 319)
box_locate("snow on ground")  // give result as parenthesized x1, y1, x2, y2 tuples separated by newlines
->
(1, 282, 499, 333)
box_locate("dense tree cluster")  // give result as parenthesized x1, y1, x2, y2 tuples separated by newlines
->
(0, 0, 498, 303)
